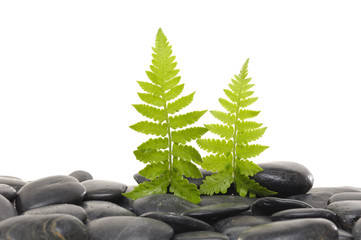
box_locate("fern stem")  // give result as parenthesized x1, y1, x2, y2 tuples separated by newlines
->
(232, 106, 239, 183)
(163, 101, 173, 183)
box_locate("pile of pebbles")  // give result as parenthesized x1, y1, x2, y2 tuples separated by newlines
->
(1, 161, 361, 240)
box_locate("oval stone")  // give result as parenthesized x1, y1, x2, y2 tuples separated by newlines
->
(199, 195, 257, 206)
(271, 208, 338, 224)
(82, 179, 127, 202)
(0, 214, 87, 240)
(0, 195, 17, 221)
(237, 218, 338, 240)
(328, 192, 361, 204)
(172, 231, 229, 240)
(252, 161, 314, 197)
(288, 191, 334, 208)
(23, 204, 87, 222)
(81, 200, 135, 221)
(327, 200, 361, 232)
(214, 215, 271, 232)
(87, 216, 174, 240)
(352, 218, 361, 240)
(252, 197, 313, 216)
(0, 177, 27, 192)
(15, 175, 86, 213)
(69, 170, 93, 182)
(0, 184, 17, 202)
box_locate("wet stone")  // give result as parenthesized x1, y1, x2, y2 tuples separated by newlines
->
(339, 229, 353, 240)
(15, 175, 86, 213)
(140, 211, 213, 233)
(328, 192, 361, 204)
(352, 218, 361, 240)
(213, 215, 271, 232)
(199, 195, 257, 206)
(237, 218, 338, 240)
(23, 204, 87, 222)
(309, 186, 361, 194)
(82, 179, 127, 202)
(0, 184, 17, 202)
(0, 177, 27, 192)
(271, 208, 338, 224)
(251, 197, 313, 216)
(0, 214, 87, 240)
(327, 200, 361, 232)
(81, 200, 135, 221)
(69, 170, 93, 182)
(288, 191, 334, 208)
(252, 161, 314, 197)
(133, 194, 198, 215)
(0, 195, 17, 221)
(172, 231, 229, 240)
(182, 202, 250, 223)
(87, 216, 174, 240)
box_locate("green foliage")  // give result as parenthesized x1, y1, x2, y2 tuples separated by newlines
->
(123, 28, 207, 204)
(197, 59, 277, 197)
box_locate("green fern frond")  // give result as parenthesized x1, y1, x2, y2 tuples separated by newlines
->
(169, 110, 207, 129)
(169, 175, 201, 203)
(137, 137, 169, 151)
(137, 81, 163, 96)
(236, 127, 267, 144)
(196, 138, 233, 155)
(139, 162, 168, 180)
(235, 144, 269, 159)
(133, 149, 169, 163)
(199, 171, 233, 195)
(137, 93, 164, 107)
(210, 111, 236, 125)
(167, 92, 195, 114)
(132, 104, 165, 122)
(172, 127, 208, 144)
(204, 124, 234, 139)
(201, 154, 232, 172)
(130, 121, 167, 136)
(123, 176, 169, 200)
(173, 159, 202, 178)
(172, 144, 202, 164)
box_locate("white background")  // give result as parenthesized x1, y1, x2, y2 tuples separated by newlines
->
(0, 1, 360, 187)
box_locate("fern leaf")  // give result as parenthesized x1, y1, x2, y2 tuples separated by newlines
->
(219, 98, 237, 113)
(169, 175, 201, 203)
(145, 71, 160, 85)
(204, 124, 234, 140)
(197, 138, 233, 155)
(236, 127, 267, 144)
(167, 92, 195, 114)
(139, 162, 168, 180)
(169, 110, 207, 129)
(172, 127, 208, 144)
(236, 144, 269, 159)
(234, 173, 276, 197)
(174, 159, 202, 178)
(224, 89, 238, 103)
(132, 104, 166, 122)
(137, 81, 163, 96)
(239, 91, 254, 99)
(236, 159, 263, 177)
(201, 154, 232, 172)
(164, 84, 184, 101)
(123, 176, 169, 200)
(199, 171, 233, 195)
(239, 97, 258, 108)
(163, 76, 181, 90)
(236, 121, 263, 132)
(134, 149, 169, 163)
(210, 111, 236, 125)
(130, 121, 167, 136)
(138, 93, 164, 107)
(237, 109, 260, 121)
(137, 137, 169, 151)
(172, 144, 202, 164)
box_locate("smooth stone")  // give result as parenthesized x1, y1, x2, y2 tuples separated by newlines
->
(251, 197, 313, 216)
(352, 218, 361, 239)
(288, 191, 334, 208)
(271, 208, 338, 224)
(133, 173, 149, 184)
(69, 170, 93, 182)
(172, 231, 229, 240)
(133, 194, 198, 215)
(252, 161, 314, 197)
(237, 218, 338, 240)
(141, 211, 213, 233)
(309, 187, 361, 194)
(199, 195, 257, 206)
(214, 215, 271, 232)
(23, 204, 87, 222)
(87, 216, 174, 240)
(0, 184, 17, 202)
(328, 192, 361, 204)
(182, 202, 250, 223)
(81, 200, 135, 221)
(327, 200, 361, 232)
(15, 175, 86, 213)
(224, 227, 253, 240)
(0, 214, 87, 240)
(0, 177, 27, 192)
(117, 186, 135, 211)
(82, 179, 127, 202)
(0, 195, 17, 221)
(186, 169, 213, 187)
(339, 229, 353, 240)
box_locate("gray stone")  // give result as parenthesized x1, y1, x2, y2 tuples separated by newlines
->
(214, 215, 271, 232)
(81, 200, 135, 221)
(271, 208, 338, 224)
(23, 204, 87, 222)
(352, 218, 361, 240)
(328, 192, 361, 204)
(172, 231, 229, 240)
(87, 216, 174, 240)
(237, 218, 338, 240)
(251, 197, 313, 216)
(199, 195, 257, 206)
(0, 214, 87, 240)
(0, 177, 27, 192)
(252, 161, 314, 197)
(327, 200, 361, 232)
(133, 194, 198, 215)
(82, 179, 127, 202)
(0, 184, 17, 202)
(15, 175, 86, 213)
(288, 191, 334, 208)
(69, 170, 93, 182)
(339, 229, 353, 240)
(309, 186, 361, 194)
(0, 195, 17, 221)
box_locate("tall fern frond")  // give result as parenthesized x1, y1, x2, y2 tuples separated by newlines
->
(197, 58, 277, 197)
(124, 28, 207, 204)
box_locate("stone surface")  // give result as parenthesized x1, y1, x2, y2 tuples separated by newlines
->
(327, 200, 361, 232)
(328, 192, 361, 204)
(0, 177, 27, 192)
(141, 211, 213, 233)
(199, 195, 257, 206)
(15, 175, 86, 213)
(23, 203, 87, 222)
(87, 216, 174, 240)
(82, 179, 127, 202)
(133, 194, 198, 215)
(309, 186, 361, 194)
(0, 195, 17, 221)
(182, 202, 250, 223)
(81, 200, 135, 221)
(69, 170, 93, 182)
(339, 229, 353, 240)
(251, 197, 313, 216)
(271, 208, 338, 224)
(288, 191, 334, 208)
(352, 218, 361, 240)
(237, 218, 338, 240)
(213, 215, 271, 232)
(0, 214, 87, 240)
(172, 231, 229, 240)
(252, 161, 314, 197)
(0, 184, 17, 202)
